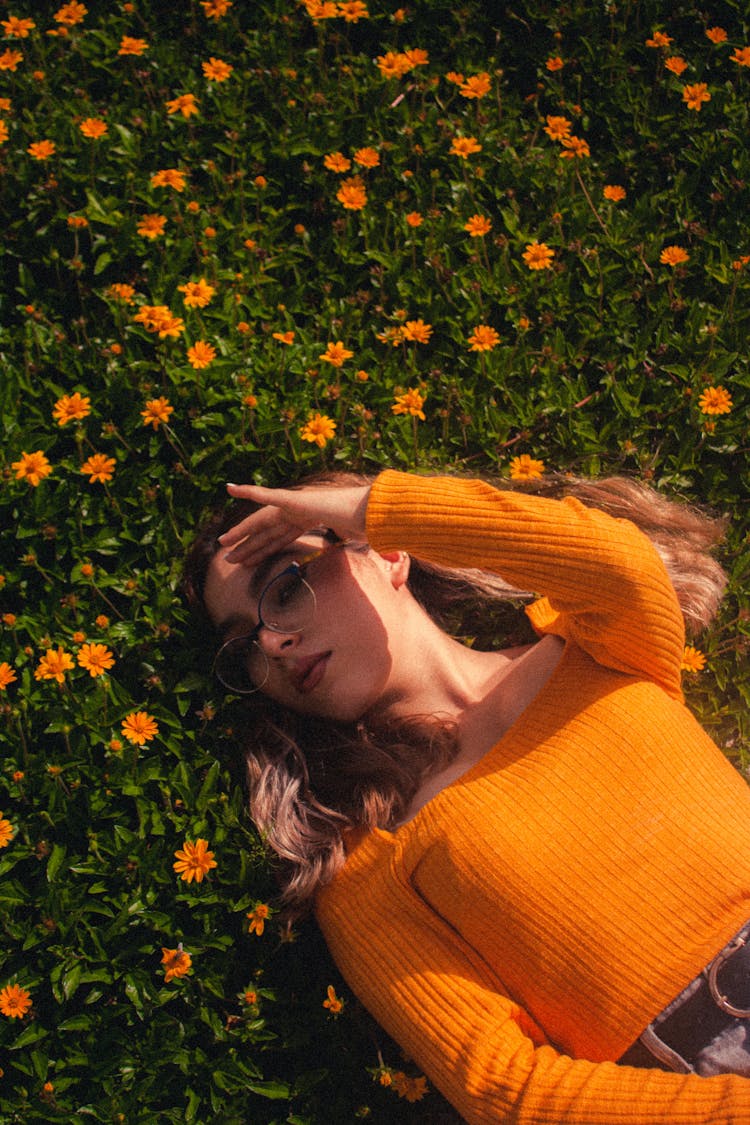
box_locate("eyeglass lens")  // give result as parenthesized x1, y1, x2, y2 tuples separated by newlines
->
(215, 568, 317, 693)
(258, 568, 315, 631)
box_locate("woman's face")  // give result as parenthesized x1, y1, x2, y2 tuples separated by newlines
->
(204, 534, 411, 722)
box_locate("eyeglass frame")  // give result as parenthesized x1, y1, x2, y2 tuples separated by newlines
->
(212, 535, 368, 695)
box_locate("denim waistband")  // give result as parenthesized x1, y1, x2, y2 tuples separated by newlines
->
(619, 919, 750, 1074)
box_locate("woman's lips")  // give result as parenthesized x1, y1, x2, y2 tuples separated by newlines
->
(293, 652, 331, 694)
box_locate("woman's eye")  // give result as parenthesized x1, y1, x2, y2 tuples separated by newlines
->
(273, 572, 304, 608)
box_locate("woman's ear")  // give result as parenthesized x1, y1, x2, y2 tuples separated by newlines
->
(378, 550, 410, 589)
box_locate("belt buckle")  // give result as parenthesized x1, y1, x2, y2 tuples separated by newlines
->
(706, 937, 750, 1019)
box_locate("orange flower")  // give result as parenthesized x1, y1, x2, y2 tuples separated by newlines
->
(559, 135, 590, 159)
(682, 82, 710, 111)
(664, 56, 688, 76)
(336, 176, 367, 210)
(304, 0, 339, 18)
(0, 48, 23, 71)
(121, 711, 159, 745)
(0, 983, 31, 1019)
(338, 0, 369, 21)
(79, 117, 108, 139)
(522, 242, 555, 270)
(405, 211, 423, 227)
(141, 397, 174, 428)
(0, 663, 17, 690)
(353, 146, 379, 168)
(272, 330, 295, 344)
(324, 152, 352, 173)
(173, 838, 217, 883)
(67, 214, 88, 228)
(187, 340, 217, 369)
(645, 30, 672, 48)
(603, 184, 626, 202)
(0, 813, 14, 847)
(392, 388, 426, 419)
(509, 454, 546, 480)
(201, 0, 233, 15)
(76, 642, 115, 677)
(705, 27, 727, 44)
(459, 72, 491, 98)
(323, 984, 344, 1014)
(246, 903, 270, 935)
(0, 120, 8, 145)
(165, 93, 199, 118)
(545, 56, 564, 71)
(34, 646, 75, 683)
(376, 50, 413, 79)
(151, 168, 187, 192)
(54, 2, 87, 25)
(80, 453, 115, 483)
(161, 946, 192, 982)
(401, 319, 432, 343)
(464, 214, 492, 237)
(467, 324, 500, 352)
(53, 392, 91, 426)
(1, 17, 35, 37)
(27, 139, 56, 160)
(731, 46, 750, 67)
(117, 36, 148, 56)
(698, 386, 732, 415)
(377, 326, 405, 346)
(680, 645, 706, 672)
(11, 450, 52, 486)
(391, 1072, 428, 1102)
(136, 213, 167, 239)
(543, 115, 572, 140)
(107, 282, 136, 302)
(450, 135, 482, 158)
(178, 277, 215, 306)
(319, 341, 353, 367)
(659, 245, 689, 266)
(133, 304, 184, 338)
(202, 56, 233, 81)
(300, 412, 336, 448)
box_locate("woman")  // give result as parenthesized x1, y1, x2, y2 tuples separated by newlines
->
(184, 468, 750, 1123)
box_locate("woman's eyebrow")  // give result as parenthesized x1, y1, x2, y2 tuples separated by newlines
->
(245, 531, 331, 599)
(247, 548, 303, 600)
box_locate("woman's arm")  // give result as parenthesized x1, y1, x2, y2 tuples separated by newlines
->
(218, 471, 685, 697)
(218, 480, 371, 564)
(366, 470, 686, 699)
(317, 833, 750, 1125)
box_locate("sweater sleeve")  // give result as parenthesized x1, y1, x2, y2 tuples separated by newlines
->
(365, 470, 686, 700)
(315, 834, 750, 1125)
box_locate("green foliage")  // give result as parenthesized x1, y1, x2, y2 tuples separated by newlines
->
(0, 0, 747, 1120)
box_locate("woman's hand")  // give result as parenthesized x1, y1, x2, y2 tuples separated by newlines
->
(218, 482, 371, 566)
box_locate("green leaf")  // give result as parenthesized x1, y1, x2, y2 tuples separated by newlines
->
(46, 844, 68, 883)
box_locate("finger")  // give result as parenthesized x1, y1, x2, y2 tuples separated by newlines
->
(225, 482, 306, 514)
(218, 506, 299, 549)
(223, 526, 302, 566)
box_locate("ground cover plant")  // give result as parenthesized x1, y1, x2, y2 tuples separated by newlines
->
(0, 0, 748, 1120)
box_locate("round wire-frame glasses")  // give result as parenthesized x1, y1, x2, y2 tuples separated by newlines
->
(212, 539, 362, 695)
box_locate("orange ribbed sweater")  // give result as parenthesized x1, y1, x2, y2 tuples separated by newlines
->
(315, 471, 750, 1124)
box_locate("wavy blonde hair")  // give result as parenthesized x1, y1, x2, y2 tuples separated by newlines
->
(183, 471, 728, 916)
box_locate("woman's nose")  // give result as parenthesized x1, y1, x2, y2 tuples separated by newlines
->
(256, 626, 300, 657)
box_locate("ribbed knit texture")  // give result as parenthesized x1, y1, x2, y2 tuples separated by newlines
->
(315, 471, 750, 1123)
